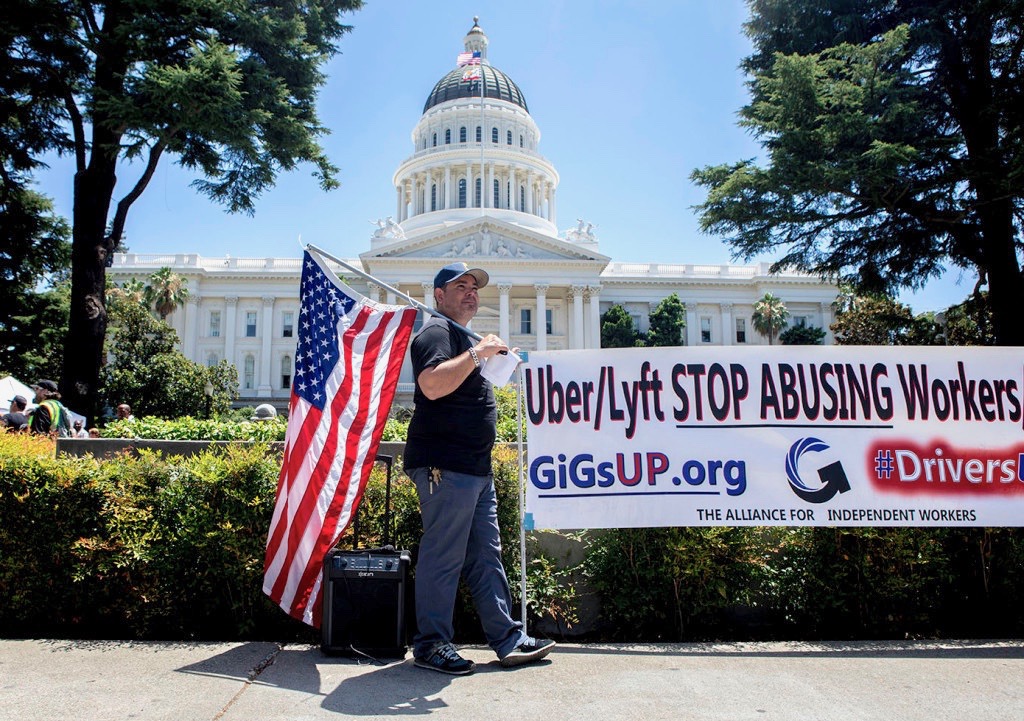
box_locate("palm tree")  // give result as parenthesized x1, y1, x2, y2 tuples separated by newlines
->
(751, 292, 789, 345)
(107, 278, 146, 306)
(144, 267, 189, 320)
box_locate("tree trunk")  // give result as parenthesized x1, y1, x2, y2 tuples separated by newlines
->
(63, 165, 117, 424)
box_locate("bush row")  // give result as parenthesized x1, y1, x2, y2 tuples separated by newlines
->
(2, 431, 1022, 641)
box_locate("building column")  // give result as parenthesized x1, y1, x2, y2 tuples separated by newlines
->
(820, 301, 834, 344)
(526, 171, 535, 214)
(587, 284, 602, 349)
(685, 304, 697, 346)
(510, 166, 518, 210)
(444, 166, 452, 210)
(570, 285, 586, 349)
(258, 295, 275, 397)
(498, 283, 511, 341)
(224, 296, 238, 369)
(720, 303, 734, 346)
(550, 187, 557, 225)
(410, 175, 418, 218)
(396, 184, 404, 221)
(366, 282, 381, 303)
(421, 282, 434, 310)
(534, 283, 548, 351)
(467, 163, 474, 208)
(386, 281, 398, 306)
(183, 295, 200, 361)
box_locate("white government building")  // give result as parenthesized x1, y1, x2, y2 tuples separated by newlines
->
(109, 19, 838, 409)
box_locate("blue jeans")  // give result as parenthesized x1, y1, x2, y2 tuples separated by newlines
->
(409, 467, 526, 658)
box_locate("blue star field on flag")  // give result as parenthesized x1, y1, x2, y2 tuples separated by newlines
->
(293, 252, 355, 410)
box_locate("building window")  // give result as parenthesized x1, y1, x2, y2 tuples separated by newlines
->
(282, 311, 294, 338)
(281, 355, 292, 389)
(520, 308, 532, 334)
(431, 184, 437, 211)
(432, 132, 437, 147)
(209, 310, 221, 338)
(507, 129, 512, 145)
(460, 126, 467, 143)
(493, 179, 500, 207)
(445, 128, 451, 144)
(491, 127, 498, 143)
(475, 125, 481, 142)
(520, 134, 524, 148)
(630, 314, 642, 333)
(458, 178, 467, 208)
(701, 316, 712, 343)
(244, 355, 255, 390)
(792, 315, 808, 327)
(474, 177, 481, 207)
(506, 181, 511, 209)
(546, 309, 553, 334)
(736, 318, 747, 344)
(519, 186, 526, 212)
(245, 311, 257, 337)
(206, 352, 218, 367)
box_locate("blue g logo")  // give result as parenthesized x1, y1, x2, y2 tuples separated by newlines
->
(786, 437, 851, 504)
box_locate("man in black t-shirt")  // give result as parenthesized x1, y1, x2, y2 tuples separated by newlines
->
(405, 262, 555, 676)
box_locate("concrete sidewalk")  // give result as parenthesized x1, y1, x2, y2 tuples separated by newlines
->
(1, 639, 1022, 721)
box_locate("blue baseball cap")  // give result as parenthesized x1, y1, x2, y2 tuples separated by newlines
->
(433, 262, 489, 289)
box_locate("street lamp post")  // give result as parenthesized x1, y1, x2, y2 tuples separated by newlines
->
(204, 381, 214, 419)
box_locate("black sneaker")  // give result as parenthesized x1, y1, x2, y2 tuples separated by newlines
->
(414, 642, 476, 675)
(499, 637, 556, 667)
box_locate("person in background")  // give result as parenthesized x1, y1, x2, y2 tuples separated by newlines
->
(73, 420, 89, 438)
(87, 428, 101, 438)
(2, 395, 29, 432)
(116, 403, 135, 421)
(404, 262, 555, 675)
(29, 380, 71, 437)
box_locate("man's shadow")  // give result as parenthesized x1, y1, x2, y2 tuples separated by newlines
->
(321, 652, 508, 716)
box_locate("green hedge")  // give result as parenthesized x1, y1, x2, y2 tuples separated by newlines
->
(3, 431, 1022, 641)
(0, 433, 569, 641)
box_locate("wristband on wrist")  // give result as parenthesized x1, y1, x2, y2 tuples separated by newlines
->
(468, 346, 481, 367)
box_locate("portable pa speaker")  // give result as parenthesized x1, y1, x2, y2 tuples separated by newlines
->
(321, 547, 411, 658)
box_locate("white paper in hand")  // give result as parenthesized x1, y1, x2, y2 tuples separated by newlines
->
(479, 350, 521, 386)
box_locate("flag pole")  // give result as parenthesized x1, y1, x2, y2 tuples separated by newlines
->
(305, 243, 482, 342)
(515, 361, 528, 626)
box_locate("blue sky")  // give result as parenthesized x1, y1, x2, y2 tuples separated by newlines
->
(35, 0, 972, 313)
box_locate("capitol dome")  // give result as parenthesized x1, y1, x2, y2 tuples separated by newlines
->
(423, 64, 529, 114)
(388, 18, 560, 239)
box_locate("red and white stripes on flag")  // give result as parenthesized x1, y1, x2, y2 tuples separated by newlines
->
(263, 249, 417, 626)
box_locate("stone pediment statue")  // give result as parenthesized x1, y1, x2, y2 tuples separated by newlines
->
(370, 216, 405, 240)
(565, 218, 597, 243)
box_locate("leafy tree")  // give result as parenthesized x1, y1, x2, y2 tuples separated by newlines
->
(646, 293, 686, 347)
(5, 278, 71, 382)
(941, 292, 995, 346)
(144, 267, 189, 320)
(601, 304, 640, 348)
(692, 0, 1024, 346)
(0, 184, 71, 378)
(779, 324, 826, 345)
(751, 293, 789, 345)
(831, 290, 935, 345)
(101, 301, 237, 420)
(2, 0, 363, 421)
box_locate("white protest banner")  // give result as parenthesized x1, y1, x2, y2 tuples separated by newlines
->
(522, 346, 1024, 529)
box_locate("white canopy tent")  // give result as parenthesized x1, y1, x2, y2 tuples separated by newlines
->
(0, 375, 36, 414)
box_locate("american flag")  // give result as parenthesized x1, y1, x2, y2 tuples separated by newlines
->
(456, 50, 481, 66)
(263, 249, 417, 626)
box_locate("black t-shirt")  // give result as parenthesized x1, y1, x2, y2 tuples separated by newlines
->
(2, 411, 28, 431)
(404, 318, 496, 476)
